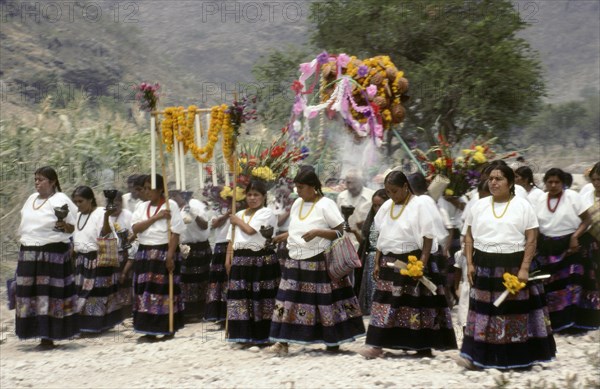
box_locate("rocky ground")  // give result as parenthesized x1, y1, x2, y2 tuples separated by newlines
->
(1, 286, 599, 389)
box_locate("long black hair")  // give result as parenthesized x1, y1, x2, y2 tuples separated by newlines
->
(35, 166, 62, 192)
(293, 168, 324, 197)
(72, 185, 98, 207)
(515, 166, 537, 188)
(360, 189, 389, 241)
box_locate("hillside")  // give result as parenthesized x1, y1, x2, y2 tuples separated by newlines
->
(0, 0, 598, 116)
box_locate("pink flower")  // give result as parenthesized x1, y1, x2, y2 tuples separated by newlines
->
(293, 99, 304, 115)
(337, 53, 350, 67)
(366, 84, 377, 98)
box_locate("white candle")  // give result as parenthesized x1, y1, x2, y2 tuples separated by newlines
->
(195, 113, 204, 189)
(173, 133, 181, 190)
(150, 116, 156, 189)
(224, 150, 230, 186)
(179, 140, 186, 191)
(207, 114, 217, 186)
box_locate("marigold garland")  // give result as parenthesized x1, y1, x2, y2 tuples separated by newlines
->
(160, 104, 235, 168)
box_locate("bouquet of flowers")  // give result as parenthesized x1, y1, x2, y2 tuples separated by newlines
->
(413, 134, 496, 197)
(136, 82, 160, 112)
(201, 184, 245, 214)
(237, 135, 309, 188)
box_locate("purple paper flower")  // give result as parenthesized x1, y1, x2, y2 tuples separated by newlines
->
(317, 51, 330, 65)
(357, 65, 368, 78)
(300, 146, 310, 159)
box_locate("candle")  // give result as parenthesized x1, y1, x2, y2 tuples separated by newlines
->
(179, 140, 186, 190)
(150, 116, 156, 189)
(173, 133, 181, 190)
(195, 113, 204, 189)
(224, 150, 230, 186)
(207, 114, 217, 185)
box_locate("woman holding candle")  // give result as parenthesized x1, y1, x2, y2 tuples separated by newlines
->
(72, 186, 123, 333)
(359, 171, 456, 359)
(225, 180, 279, 347)
(458, 164, 555, 370)
(269, 168, 365, 355)
(16, 166, 79, 348)
(533, 168, 595, 332)
(131, 174, 186, 340)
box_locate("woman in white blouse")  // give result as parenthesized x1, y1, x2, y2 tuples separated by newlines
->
(515, 166, 544, 205)
(534, 167, 596, 332)
(360, 171, 457, 359)
(269, 168, 365, 355)
(16, 166, 79, 348)
(224, 180, 279, 347)
(131, 174, 186, 341)
(458, 164, 555, 370)
(72, 186, 122, 333)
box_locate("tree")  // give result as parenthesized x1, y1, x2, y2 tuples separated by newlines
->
(307, 0, 546, 146)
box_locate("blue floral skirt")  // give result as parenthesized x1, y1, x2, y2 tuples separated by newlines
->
(460, 250, 556, 369)
(226, 248, 280, 343)
(270, 252, 365, 346)
(74, 251, 123, 332)
(180, 240, 212, 318)
(16, 243, 80, 340)
(205, 242, 228, 321)
(366, 251, 457, 351)
(132, 244, 184, 335)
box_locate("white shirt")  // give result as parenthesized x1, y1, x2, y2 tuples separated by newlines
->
(132, 199, 186, 245)
(180, 199, 211, 243)
(419, 195, 450, 248)
(19, 192, 78, 246)
(122, 192, 142, 214)
(73, 208, 106, 253)
(437, 196, 465, 230)
(336, 187, 374, 231)
(227, 207, 277, 251)
(109, 209, 133, 233)
(581, 189, 598, 210)
(211, 214, 231, 244)
(287, 197, 344, 260)
(374, 196, 436, 255)
(466, 196, 538, 253)
(535, 189, 586, 237)
(526, 186, 545, 206)
(580, 183, 594, 197)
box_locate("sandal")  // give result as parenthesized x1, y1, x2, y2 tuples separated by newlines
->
(358, 346, 383, 359)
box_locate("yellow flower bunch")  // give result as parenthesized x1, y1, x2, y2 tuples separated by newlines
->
(502, 273, 526, 294)
(251, 166, 277, 181)
(400, 255, 424, 278)
(472, 152, 487, 164)
(161, 107, 176, 152)
(220, 186, 245, 201)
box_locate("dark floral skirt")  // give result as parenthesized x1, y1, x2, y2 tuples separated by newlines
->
(270, 252, 365, 346)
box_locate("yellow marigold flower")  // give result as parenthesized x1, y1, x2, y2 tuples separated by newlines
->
(445, 188, 454, 196)
(473, 152, 487, 164)
(502, 272, 526, 294)
(251, 166, 276, 181)
(434, 158, 444, 168)
(462, 149, 474, 155)
(475, 145, 485, 153)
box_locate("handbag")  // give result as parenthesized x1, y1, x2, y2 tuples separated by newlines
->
(324, 231, 362, 281)
(6, 276, 16, 310)
(97, 235, 119, 267)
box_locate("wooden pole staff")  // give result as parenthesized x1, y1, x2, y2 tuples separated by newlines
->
(153, 112, 175, 334)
